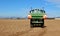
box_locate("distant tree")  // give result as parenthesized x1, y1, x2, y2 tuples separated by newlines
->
(16, 17, 20, 19)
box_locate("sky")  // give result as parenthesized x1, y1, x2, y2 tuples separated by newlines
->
(0, 0, 60, 18)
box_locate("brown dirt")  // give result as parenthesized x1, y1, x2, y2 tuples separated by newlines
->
(0, 19, 60, 36)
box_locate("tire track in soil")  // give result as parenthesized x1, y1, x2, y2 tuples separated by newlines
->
(9, 27, 47, 36)
(20, 27, 47, 36)
(38, 27, 47, 36)
(9, 28, 33, 36)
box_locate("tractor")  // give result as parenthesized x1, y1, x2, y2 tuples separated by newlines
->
(28, 9, 47, 28)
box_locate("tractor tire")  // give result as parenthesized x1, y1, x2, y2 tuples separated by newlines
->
(30, 19, 33, 28)
(41, 19, 44, 28)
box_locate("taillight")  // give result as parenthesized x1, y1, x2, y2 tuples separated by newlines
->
(43, 15, 47, 19)
(28, 15, 32, 19)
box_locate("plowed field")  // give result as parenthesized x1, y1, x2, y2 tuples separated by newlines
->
(0, 19, 60, 36)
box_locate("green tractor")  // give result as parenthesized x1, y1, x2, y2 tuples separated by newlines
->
(28, 9, 47, 28)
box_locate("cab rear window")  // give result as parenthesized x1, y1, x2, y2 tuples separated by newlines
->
(30, 9, 45, 13)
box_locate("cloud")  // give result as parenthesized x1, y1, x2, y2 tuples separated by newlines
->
(45, 0, 60, 4)
(45, 0, 60, 8)
(55, 5, 60, 8)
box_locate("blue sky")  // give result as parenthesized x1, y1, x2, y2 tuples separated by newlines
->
(0, 0, 60, 18)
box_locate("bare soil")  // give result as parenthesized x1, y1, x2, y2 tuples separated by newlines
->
(0, 19, 60, 36)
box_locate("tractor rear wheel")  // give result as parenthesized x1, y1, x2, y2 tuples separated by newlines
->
(30, 19, 33, 28)
(41, 19, 44, 28)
